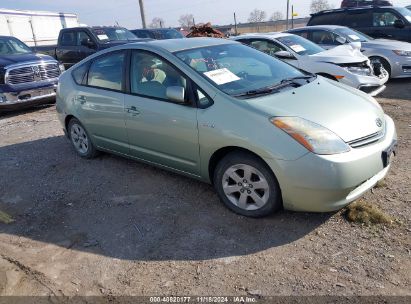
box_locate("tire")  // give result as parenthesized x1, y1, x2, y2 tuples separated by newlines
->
(213, 151, 282, 217)
(67, 118, 98, 159)
(370, 56, 391, 78)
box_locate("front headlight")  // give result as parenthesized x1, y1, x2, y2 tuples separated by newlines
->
(58, 63, 65, 73)
(270, 117, 350, 155)
(393, 50, 411, 56)
(344, 66, 371, 76)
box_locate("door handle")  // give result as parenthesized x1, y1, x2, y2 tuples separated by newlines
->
(75, 95, 87, 104)
(126, 106, 140, 115)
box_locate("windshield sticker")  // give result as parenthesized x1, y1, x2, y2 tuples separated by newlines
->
(289, 44, 306, 53)
(97, 34, 109, 40)
(348, 34, 360, 41)
(203, 68, 240, 85)
(115, 29, 126, 33)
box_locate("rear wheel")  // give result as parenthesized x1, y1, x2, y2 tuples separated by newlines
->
(68, 118, 98, 158)
(214, 151, 282, 217)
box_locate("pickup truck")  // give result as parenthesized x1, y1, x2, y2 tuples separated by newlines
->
(35, 26, 149, 69)
(0, 35, 63, 112)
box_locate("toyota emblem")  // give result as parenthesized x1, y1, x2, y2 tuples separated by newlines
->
(376, 118, 383, 128)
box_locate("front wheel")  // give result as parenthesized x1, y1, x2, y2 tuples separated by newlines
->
(214, 151, 282, 217)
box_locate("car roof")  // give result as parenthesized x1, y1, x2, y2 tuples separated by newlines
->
(311, 6, 400, 16)
(138, 37, 236, 53)
(289, 25, 347, 31)
(233, 32, 292, 39)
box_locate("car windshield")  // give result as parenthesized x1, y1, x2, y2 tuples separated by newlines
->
(92, 28, 137, 42)
(277, 35, 324, 55)
(175, 43, 308, 97)
(0, 37, 32, 55)
(334, 27, 373, 42)
(396, 7, 411, 23)
(157, 29, 184, 39)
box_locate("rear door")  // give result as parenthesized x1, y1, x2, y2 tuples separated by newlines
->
(124, 50, 201, 175)
(57, 30, 78, 68)
(74, 50, 129, 154)
(342, 9, 373, 36)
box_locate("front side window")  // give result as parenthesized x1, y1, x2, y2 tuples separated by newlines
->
(373, 11, 400, 27)
(175, 43, 305, 97)
(334, 27, 373, 42)
(87, 52, 124, 91)
(77, 31, 93, 46)
(130, 51, 188, 103)
(311, 30, 341, 45)
(248, 39, 286, 56)
(277, 35, 324, 55)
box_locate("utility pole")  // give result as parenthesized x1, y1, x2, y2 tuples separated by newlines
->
(193, 18, 196, 27)
(286, 0, 290, 30)
(291, 5, 294, 29)
(234, 12, 238, 36)
(138, 0, 147, 29)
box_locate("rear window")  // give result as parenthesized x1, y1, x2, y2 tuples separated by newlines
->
(308, 12, 345, 25)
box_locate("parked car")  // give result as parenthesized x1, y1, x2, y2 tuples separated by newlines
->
(131, 28, 184, 39)
(287, 25, 411, 78)
(56, 38, 397, 217)
(307, 6, 411, 42)
(0, 36, 63, 112)
(341, 0, 392, 8)
(35, 26, 149, 69)
(232, 33, 388, 96)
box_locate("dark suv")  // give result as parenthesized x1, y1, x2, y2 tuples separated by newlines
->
(308, 6, 411, 42)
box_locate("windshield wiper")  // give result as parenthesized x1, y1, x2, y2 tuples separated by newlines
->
(280, 74, 316, 84)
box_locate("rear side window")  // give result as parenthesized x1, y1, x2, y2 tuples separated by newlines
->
(87, 52, 125, 91)
(291, 30, 309, 39)
(72, 63, 89, 85)
(60, 31, 76, 46)
(308, 12, 344, 25)
(343, 11, 372, 27)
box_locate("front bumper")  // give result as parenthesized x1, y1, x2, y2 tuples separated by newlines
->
(265, 114, 397, 212)
(339, 68, 389, 97)
(390, 56, 411, 78)
(0, 84, 57, 111)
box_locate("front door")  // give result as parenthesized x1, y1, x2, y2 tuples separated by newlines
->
(124, 50, 200, 175)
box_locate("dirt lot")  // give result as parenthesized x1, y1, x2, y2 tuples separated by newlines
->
(0, 80, 410, 300)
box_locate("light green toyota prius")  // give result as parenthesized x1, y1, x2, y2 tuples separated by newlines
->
(56, 38, 397, 217)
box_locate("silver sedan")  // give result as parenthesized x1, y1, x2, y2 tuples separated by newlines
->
(288, 25, 411, 78)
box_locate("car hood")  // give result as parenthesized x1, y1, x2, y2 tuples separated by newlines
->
(363, 39, 411, 51)
(246, 77, 385, 143)
(0, 52, 56, 67)
(307, 45, 368, 64)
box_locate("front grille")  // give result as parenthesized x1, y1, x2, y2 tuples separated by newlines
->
(348, 130, 385, 148)
(6, 62, 60, 85)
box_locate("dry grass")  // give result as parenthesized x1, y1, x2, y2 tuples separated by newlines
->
(374, 180, 387, 188)
(0, 209, 14, 224)
(344, 200, 394, 226)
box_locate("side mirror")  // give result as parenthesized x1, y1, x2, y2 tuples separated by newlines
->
(394, 19, 405, 28)
(166, 86, 185, 103)
(336, 36, 347, 44)
(81, 38, 96, 49)
(274, 50, 295, 59)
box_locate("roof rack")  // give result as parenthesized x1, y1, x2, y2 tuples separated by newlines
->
(311, 5, 392, 15)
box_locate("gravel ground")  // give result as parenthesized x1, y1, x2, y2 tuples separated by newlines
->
(0, 79, 410, 299)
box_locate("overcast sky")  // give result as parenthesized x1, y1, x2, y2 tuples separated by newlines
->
(1, 0, 410, 29)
